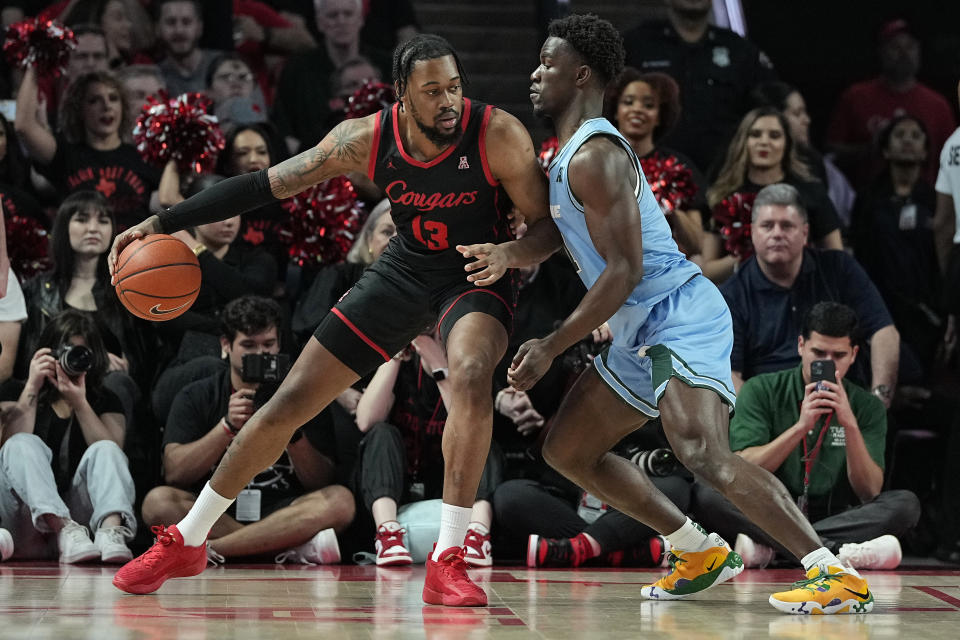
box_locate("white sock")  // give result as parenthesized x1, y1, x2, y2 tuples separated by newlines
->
(665, 518, 710, 552)
(380, 520, 402, 532)
(431, 503, 472, 561)
(801, 547, 843, 573)
(177, 483, 235, 547)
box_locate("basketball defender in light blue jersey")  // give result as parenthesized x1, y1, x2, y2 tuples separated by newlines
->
(548, 116, 736, 416)
(458, 14, 870, 615)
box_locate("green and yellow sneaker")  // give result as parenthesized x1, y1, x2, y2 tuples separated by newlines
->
(769, 564, 874, 614)
(639, 533, 744, 600)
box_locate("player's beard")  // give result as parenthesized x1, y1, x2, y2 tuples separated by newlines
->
(410, 102, 462, 148)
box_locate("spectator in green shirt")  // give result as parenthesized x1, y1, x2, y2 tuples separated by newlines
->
(692, 302, 920, 570)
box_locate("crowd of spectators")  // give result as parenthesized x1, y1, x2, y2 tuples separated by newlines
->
(0, 0, 956, 570)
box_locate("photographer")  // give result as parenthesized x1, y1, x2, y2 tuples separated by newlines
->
(0, 309, 135, 563)
(141, 296, 354, 564)
(691, 302, 920, 569)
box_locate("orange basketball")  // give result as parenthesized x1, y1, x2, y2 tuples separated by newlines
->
(114, 235, 201, 321)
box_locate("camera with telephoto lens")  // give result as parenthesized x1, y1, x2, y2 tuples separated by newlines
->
(241, 353, 291, 383)
(51, 344, 94, 377)
(629, 448, 680, 477)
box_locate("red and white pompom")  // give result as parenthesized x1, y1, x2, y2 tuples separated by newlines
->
(640, 153, 698, 215)
(538, 136, 560, 174)
(279, 177, 366, 266)
(3, 18, 76, 77)
(712, 191, 757, 260)
(6, 215, 51, 281)
(345, 80, 396, 120)
(133, 92, 225, 174)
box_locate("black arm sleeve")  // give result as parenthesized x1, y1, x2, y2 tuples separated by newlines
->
(157, 169, 277, 233)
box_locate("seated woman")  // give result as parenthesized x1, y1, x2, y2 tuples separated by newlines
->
(752, 82, 856, 227)
(18, 191, 154, 418)
(703, 106, 843, 284)
(0, 309, 135, 564)
(603, 68, 707, 258)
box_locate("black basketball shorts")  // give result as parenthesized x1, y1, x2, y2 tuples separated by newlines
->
(314, 250, 517, 376)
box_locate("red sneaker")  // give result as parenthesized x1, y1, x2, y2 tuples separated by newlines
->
(462, 527, 493, 567)
(422, 546, 488, 606)
(112, 525, 207, 594)
(375, 523, 412, 566)
(526, 532, 593, 567)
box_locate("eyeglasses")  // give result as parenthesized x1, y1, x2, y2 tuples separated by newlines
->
(214, 72, 253, 84)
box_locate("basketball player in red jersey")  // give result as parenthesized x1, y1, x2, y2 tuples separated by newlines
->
(109, 35, 561, 606)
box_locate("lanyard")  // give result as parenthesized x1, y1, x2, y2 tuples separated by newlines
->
(798, 412, 833, 516)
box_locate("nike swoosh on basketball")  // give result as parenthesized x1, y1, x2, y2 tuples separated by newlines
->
(150, 302, 190, 315)
(844, 587, 871, 599)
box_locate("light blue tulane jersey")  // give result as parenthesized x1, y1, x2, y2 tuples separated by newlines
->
(548, 118, 701, 342)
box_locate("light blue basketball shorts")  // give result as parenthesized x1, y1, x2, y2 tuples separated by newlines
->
(593, 274, 737, 418)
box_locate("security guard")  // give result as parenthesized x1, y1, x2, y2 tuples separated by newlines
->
(623, 0, 776, 172)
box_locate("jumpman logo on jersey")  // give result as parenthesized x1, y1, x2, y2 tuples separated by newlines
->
(458, 156, 470, 170)
(387, 159, 397, 170)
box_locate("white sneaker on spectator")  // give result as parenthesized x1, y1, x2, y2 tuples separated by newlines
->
(734, 533, 776, 569)
(58, 521, 101, 564)
(0, 528, 13, 561)
(274, 528, 341, 565)
(94, 526, 134, 564)
(207, 546, 226, 566)
(838, 534, 902, 570)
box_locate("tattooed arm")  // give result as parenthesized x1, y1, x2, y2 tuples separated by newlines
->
(269, 116, 374, 198)
(110, 117, 376, 274)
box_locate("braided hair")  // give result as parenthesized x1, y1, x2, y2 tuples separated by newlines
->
(392, 34, 468, 100)
(547, 13, 625, 86)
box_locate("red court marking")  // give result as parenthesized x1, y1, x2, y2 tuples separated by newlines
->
(498, 618, 527, 625)
(889, 607, 956, 612)
(914, 586, 960, 609)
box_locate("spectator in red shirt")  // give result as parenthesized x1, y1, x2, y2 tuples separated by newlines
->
(827, 19, 957, 189)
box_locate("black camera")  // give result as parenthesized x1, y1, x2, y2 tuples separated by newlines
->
(810, 359, 836, 391)
(241, 353, 291, 383)
(51, 344, 94, 377)
(629, 448, 680, 477)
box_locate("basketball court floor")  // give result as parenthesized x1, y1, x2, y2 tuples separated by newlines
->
(2, 563, 959, 639)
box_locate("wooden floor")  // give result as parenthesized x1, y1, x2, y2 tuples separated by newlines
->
(1, 563, 959, 639)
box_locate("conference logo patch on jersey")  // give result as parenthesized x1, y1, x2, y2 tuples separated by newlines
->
(550, 204, 562, 219)
(458, 156, 470, 170)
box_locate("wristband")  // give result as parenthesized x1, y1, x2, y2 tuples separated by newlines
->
(157, 169, 275, 233)
(221, 417, 239, 437)
(193, 243, 207, 257)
